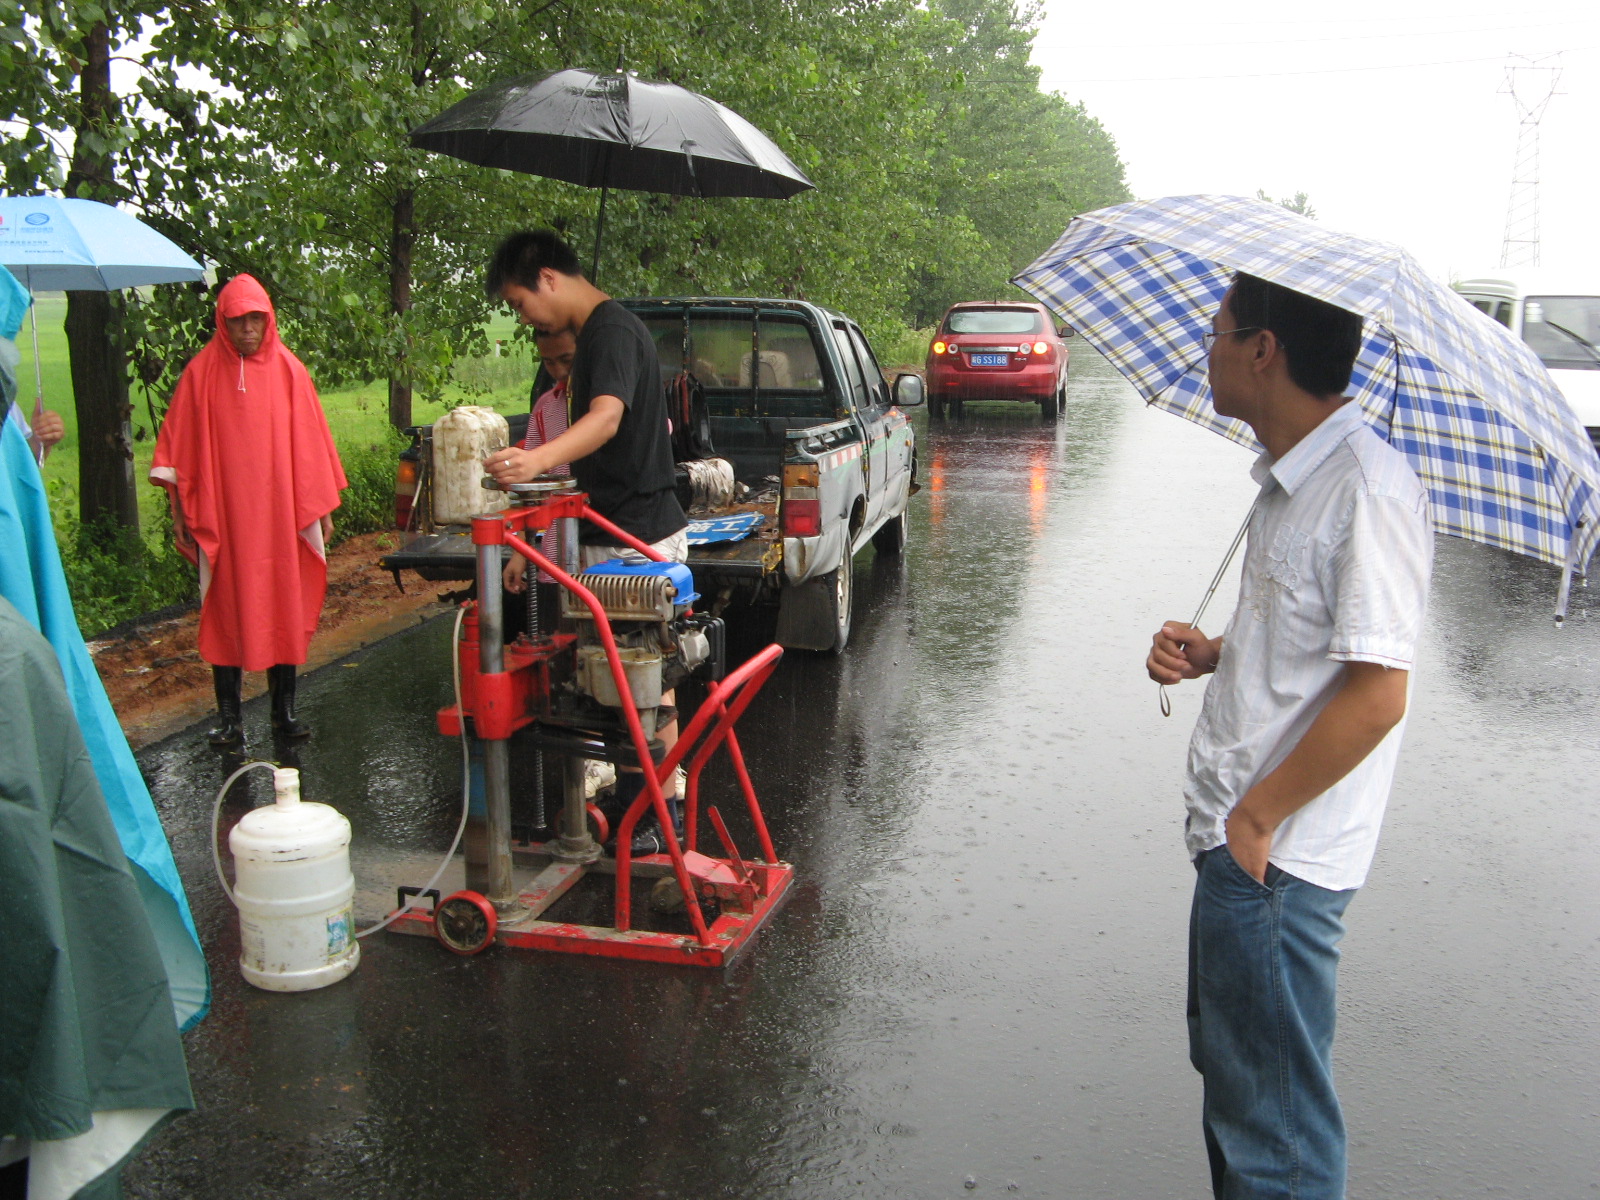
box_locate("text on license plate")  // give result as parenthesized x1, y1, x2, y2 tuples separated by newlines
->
(970, 353, 1008, 366)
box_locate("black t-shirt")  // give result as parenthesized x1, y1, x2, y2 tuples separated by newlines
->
(568, 300, 686, 545)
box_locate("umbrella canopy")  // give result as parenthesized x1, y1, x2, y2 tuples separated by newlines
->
(412, 67, 814, 199)
(0, 196, 204, 291)
(1013, 194, 1600, 611)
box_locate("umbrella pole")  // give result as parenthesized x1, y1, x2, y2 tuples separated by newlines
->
(27, 279, 45, 465)
(591, 184, 609, 283)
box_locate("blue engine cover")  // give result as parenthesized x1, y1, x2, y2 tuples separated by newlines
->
(582, 558, 700, 606)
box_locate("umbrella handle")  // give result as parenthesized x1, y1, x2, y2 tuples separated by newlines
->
(1158, 501, 1256, 716)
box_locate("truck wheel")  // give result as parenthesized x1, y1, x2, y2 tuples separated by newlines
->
(775, 558, 853, 652)
(872, 505, 909, 556)
(1041, 388, 1060, 421)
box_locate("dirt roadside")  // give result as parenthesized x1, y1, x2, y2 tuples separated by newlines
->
(88, 531, 454, 749)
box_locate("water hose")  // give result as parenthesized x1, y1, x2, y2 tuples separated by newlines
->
(208, 603, 475, 938)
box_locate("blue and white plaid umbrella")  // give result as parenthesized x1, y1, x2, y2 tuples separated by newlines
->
(1013, 194, 1600, 617)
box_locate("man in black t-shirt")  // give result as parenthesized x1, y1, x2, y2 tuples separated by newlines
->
(482, 230, 688, 856)
(483, 230, 686, 557)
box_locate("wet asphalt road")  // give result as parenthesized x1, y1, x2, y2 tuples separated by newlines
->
(126, 350, 1600, 1199)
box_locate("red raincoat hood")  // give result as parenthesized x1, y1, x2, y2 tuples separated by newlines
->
(213, 273, 281, 358)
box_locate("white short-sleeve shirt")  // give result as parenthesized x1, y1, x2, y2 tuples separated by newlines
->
(1184, 400, 1433, 891)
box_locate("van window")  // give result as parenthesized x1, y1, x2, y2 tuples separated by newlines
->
(1468, 298, 1514, 328)
(1523, 296, 1600, 371)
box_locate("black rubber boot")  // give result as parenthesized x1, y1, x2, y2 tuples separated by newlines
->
(207, 665, 244, 746)
(268, 664, 311, 740)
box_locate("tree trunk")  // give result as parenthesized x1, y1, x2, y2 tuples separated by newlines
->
(65, 291, 138, 533)
(63, 20, 139, 537)
(387, 185, 415, 431)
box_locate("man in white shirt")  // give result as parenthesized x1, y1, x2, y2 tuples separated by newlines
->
(1146, 274, 1432, 1200)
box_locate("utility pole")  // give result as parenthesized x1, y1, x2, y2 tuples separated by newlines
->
(1499, 53, 1562, 270)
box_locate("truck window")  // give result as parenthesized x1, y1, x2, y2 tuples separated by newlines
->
(641, 312, 825, 391)
(845, 326, 889, 409)
(833, 321, 871, 411)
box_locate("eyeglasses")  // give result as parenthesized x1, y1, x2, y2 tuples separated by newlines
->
(1202, 326, 1263, 351)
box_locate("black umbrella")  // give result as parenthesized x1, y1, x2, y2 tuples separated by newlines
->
(411, 67, 814, 277)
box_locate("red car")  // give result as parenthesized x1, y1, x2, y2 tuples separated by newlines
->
(924, 301, 1070, 419)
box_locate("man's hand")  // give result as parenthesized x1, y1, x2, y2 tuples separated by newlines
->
(1147, 622, 1222, 684)
(485, 446, 552, 487)
(503, 553, 528, 595)
(32, 409, 65, 450)
(484, 395, 626, 488)
(1225, 805, 1275, 883)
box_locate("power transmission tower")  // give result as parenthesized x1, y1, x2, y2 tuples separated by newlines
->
(1499, 53, 1563, 269)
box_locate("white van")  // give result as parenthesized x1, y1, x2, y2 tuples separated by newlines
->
(1452, 271, 1600, 450)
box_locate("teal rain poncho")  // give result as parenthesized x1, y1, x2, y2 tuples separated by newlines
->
(0, 265, 208, 1031)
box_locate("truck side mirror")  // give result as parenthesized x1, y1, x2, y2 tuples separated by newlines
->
(893, 373, 926, 408)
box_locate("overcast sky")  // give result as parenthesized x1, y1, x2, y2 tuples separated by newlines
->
(1030, 1, 1599, 284)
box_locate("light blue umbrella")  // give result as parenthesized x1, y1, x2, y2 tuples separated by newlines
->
(0, 195, 205, 458)
(0, 195, 204, 290)
(1013, 194, 1600, 618)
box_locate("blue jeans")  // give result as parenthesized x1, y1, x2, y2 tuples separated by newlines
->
(1188, 845, 1356, 1200)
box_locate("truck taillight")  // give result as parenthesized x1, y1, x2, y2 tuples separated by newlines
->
(782, 462, 822, 537)
(781, 497, 822, 537)
(395, 457, 419, 529)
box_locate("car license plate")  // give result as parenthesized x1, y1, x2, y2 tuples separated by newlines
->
(970, 353, 1008, 366)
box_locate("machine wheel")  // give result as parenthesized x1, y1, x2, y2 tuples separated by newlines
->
(435, 891, 497, 956)
(872, 505, 909, 556)
(1041, 388, 1060, 421)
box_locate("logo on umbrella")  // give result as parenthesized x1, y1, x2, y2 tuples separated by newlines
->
(24, 213, 49, 226)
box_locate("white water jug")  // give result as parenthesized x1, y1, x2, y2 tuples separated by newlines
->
(229, 767, 359, 992)
(432, 404, 510, 524)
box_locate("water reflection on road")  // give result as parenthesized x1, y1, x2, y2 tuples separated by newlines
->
(128, 350, 1600, 1199)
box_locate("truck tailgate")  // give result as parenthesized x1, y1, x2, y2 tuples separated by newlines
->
(687, 500, 780, 580)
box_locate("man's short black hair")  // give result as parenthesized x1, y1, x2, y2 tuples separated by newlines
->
(1227, 273, 1364, 397)
(484, 229, 582, 298)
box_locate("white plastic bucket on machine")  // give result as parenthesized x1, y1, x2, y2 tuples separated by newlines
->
(228, 767, 359, 992)
(432, 404, 510, 524)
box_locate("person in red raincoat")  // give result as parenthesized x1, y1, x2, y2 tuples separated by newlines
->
(150, 274, 346, 745)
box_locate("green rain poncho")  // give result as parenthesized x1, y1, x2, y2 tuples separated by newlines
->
(0, 597, 193, 1198)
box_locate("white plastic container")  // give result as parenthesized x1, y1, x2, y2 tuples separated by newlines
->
(432, 405, 510, 525)
(228, 768, 359, 992)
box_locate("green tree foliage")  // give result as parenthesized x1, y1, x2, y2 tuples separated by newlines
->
(1257, 189, 1317, 220)
(5, 0, 1132, 425)
(907, 0, 1131, 325)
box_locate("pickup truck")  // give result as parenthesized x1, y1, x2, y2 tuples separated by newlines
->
(380, 297, 925, 652)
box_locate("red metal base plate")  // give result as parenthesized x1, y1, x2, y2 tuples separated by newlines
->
(388, 859, 793, 968)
